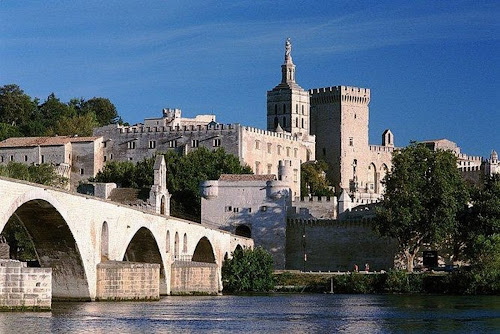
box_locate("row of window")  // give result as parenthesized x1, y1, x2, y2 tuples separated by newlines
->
(225, 206, 269, 213)
(273, 103, 307, 115)
(1, 155, 46, 163)
(273, 116, 307, 129)
(126, 139, 220, 150)
(255, 141, 299, 157)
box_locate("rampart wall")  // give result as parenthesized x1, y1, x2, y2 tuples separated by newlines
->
(285, 219, 397, 272)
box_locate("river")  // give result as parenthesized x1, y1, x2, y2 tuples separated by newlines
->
(1, 294, 499, 333)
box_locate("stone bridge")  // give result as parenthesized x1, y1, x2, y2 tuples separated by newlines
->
(0, 177, 252, 300)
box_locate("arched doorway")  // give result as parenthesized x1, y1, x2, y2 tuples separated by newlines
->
(1, 199, 90, 300)
(192, 237, 216, 263)
(235, 225, 251, 238)
(101, 222, 109, 262)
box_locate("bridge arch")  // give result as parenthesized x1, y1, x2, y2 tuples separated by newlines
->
(121, 226, 167, 292)
(0, 190, 91, 300)
(192, 236, 216, 263)
(235, 224, 251, 238)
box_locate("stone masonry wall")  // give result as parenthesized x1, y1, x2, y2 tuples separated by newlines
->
(0, 241, 9, 259)
(96, 261, 160, 300)
(286, 219, 397, 272)
(170, 261, 218, 295)
(0, 260, 52, 311)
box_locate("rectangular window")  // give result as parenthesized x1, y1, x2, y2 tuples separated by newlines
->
(213, 138, 221, 147)
(104, 156, 107, 162)
(80, 168, 84, 175)
(24, 155, 28, 162)
(248, 208, 252, 213)
(233, 207, 239, 213)
(168, 140, 177, 148)
(10, 155, 14, 162)
(192, 139, 199, 148)
(277, 146, 282, 155)
(294, 169, 298, 182)
(255, 140, 260, 150)
(260, 206, 267, 212)
(103, 141, 107, 148)
(267, 164, 272, 175)
(225, 206, 232, 212)
(349, 137, 353, 147)
(127, 141, 136, 149)
(148, 140, 156, 149)
(294, 148, 298, 158)
(0, 156, 3, 163)
(110, 154, 113, 160)
(286, 147, 290, 157)
(41, 155, 44, 163)
(267, 143, 272, 154)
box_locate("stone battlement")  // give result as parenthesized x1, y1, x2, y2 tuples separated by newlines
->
(309, 85, 370, 105)
(294, 196, 336, 202)
(120, 123, 238, 134)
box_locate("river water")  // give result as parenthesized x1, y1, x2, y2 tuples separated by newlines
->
(1, 294, 499, 333)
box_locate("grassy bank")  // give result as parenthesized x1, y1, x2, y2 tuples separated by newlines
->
(273, 270, 499, 295)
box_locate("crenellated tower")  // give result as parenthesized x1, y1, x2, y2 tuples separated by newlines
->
(267, 38, 311, 137)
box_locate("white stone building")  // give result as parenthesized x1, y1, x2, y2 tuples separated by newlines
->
(0, 136, 104, 189)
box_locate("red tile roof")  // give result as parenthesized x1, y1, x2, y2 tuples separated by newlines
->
(0, 136, 101, 148)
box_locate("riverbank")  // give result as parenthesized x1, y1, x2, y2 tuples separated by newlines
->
(273, 270, 499, 295)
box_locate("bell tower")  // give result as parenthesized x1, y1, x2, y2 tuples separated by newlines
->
(267, 38, 310, 137)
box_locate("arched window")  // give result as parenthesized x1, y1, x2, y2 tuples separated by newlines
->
(283, 116, 286, 128)
(274, 104, 278, 115)
(235, 225, 251, 238)
(295, 118, 298, 128)
(283, 104, 286, 114)
(166, 230, 170, 253)
(274, 117, 278, 129)
(160, 195, 166, 215)
(301, 118, 304, 128)
(301, 105, 304, 115)
(174, 232, 179, 258)
(101, 222, 109, 261)
(183, 233, 188, 253)
(296, 104, 298, 113)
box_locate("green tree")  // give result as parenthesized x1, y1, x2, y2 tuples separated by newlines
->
(0, 122, 23, 141)
(89, 160, 137, 187)
(0, 84, 37, 127)
(51, 112, 99, 137)
(0, 162, 68, 188)
(375, 143, 469, 272)
(81, 97, 119, 126)
(300, 160, 334, 197)
(222, 247, 274, 293)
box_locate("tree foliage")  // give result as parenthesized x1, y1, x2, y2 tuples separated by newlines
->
(300, 160, 334, 197)
(375, 143, 469, 272)
(0, 84, 121, 139)
(0, 162, 67, 188)
(221, 247, 275, 293)
(91, 147, 252, 220)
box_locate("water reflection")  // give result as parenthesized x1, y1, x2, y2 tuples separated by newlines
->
(0, 295, 498, 333)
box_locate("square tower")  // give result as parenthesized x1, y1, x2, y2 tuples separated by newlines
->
(309, 86, 371, 192)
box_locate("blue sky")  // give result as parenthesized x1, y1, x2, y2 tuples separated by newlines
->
(1, 1, 498, 157)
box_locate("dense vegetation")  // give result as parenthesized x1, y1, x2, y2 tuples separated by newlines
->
(222, 247, 274, 293)
(0, 84, 121, 140)
(300, 160, 335, 197)
(90, 147, 252, 221)
(375, 143, 499, 293)
(274, 270, 498, 295)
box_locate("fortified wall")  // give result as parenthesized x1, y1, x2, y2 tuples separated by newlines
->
(285, 218, 397, 272)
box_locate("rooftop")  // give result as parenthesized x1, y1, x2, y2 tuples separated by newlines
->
(218, 174, 276, 182)
(0, 136, 101, 148)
